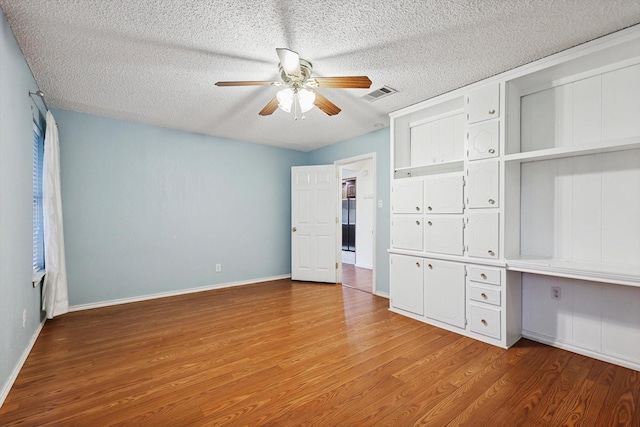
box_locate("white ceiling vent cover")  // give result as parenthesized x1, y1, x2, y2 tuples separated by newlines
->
(363, 86, 397, 102)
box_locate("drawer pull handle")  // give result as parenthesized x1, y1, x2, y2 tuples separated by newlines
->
(481, 319, 488, 325)
(416, 206, 420, 211)
(488, 250, 495, 256)
(416, 220, 421, 225)
(427, 221, 432, 226)
(488, 148, 495, 154)
(428, 263, 433, 269)
(427, 206, 432, 211)
(416, 262, 421, 268)
(488, 109, 496, 115)
(488, 198, 495, 204)
(481, 293, 488, 299)
(480, 273, 487, 279)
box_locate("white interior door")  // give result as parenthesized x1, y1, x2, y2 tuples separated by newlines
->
(291, 165, 337, 283)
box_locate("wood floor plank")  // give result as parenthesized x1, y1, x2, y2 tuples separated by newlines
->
(1, 279, 639, 426)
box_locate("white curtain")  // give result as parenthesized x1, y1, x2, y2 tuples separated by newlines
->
(42, 111, 69, 319)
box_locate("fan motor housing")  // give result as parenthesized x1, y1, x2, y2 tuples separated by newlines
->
(279, 59, 313, 84)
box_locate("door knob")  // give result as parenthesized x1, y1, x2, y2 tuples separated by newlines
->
(292, 227, 297, 232)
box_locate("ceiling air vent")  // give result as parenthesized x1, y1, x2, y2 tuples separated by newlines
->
(363, 86, 397, 102)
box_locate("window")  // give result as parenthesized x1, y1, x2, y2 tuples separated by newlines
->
(33, 122, 45, 278)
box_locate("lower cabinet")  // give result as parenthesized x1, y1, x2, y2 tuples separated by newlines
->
(389, 254, 424, 316)
(425, 260, 465, 329)
(390, 253, 520, 348)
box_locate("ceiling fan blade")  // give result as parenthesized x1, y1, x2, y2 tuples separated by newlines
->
(276, 48, 301, 78)
(259, 97, 279, 116)
(215, 81, 279, 86)
(311, 90, 341, 116)
(312, 76, 372, 89)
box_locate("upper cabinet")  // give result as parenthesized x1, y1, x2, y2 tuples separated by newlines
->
(466, 84, 500, 123)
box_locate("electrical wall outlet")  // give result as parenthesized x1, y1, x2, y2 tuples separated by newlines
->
(551, 286, 561, 300)
(215, 264, 222, 272)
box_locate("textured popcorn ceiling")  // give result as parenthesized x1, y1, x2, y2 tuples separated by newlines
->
(1, 1, 639, 151)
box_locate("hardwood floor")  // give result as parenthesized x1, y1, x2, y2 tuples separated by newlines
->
(342, 263, 372, 293)
(1, 279, 639, 426)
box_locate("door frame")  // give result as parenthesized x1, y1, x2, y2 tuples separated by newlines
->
(335, 153, 377, 294)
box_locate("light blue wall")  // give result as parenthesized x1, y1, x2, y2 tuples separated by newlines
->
(0, 9, 45, 401)
(52, 109, 308, 306)
(307, 128, 391, 295)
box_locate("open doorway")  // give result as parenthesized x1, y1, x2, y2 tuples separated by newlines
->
(336, 154, 375, 294)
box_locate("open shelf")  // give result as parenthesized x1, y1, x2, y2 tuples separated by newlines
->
(394, 160, 464, 179)
(506, 257, 640, 288)
(504, 136, 640, 163)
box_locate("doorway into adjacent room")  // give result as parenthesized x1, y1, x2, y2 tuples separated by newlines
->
(337, 154, 375, 294)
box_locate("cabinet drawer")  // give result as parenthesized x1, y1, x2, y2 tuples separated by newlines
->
(469, 305, 501, 340)
(391, 215, 423, 251)
(469, 285, 501, 306)
(468, 121, 499, 161)
(467, 266, 501, 285)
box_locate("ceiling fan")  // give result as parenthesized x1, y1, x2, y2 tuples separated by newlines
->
(215, 48, 372, 118)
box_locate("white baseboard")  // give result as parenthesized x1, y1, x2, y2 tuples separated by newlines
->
(522, 330, 640, 372)
(69, 275, 291, 312)
(1, 320, 45, 408)
(374, 290, 389, 299)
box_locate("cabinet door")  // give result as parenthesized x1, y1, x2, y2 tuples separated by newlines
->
(466, 84, 500, 124)
(466, 213, 499, 259)
(424, 216, 464, 255)
(424, 175, 464, 213)
(392, 179, 423, 213)
(468, 121, 499, 160)
(466, 162, 499, 208)
(390, 254, 424, 316)
(391, 215, 423, 251)
(425, 260, 466, 329)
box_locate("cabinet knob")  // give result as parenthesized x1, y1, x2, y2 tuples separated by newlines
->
(416, 206, 420, 211)
(480, 273, 487, 279)
(481, 319, 488, 325)
(292, 227, 297, 232)
(416, 262, 421, 267)
(488, 198, 495, 204)
(427, 221, 432, 226)
(481, 293, 488, 299)
(428, 263, 433, 269)
(416, 220, 421, 225)
(427, 206, 432, 211)
(488, 250, 495, 256)
(488, 109, 496, 115)
(488, 148, 495, 154)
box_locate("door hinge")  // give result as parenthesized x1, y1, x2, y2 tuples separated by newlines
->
(336, 262, 339, 269)
(336, 217, 339, 223)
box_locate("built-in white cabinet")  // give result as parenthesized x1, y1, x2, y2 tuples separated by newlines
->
(466, 213, 499, 259)
(390, 25, 640, 367)
(466, 83, 500, 124)
(392, 179, 423, 213)
(466, 162, 499, 208)
(390, 254, 424, 316)
(468, 121, 500, 160)
(410, 113, 465, 167)
(391, 215, 423, 251)
(424, 216, 464, 255)
(424, 174, 464, 213)
(425, 260, 466, 329)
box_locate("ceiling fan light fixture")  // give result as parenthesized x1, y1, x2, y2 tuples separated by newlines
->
(277, 88, 316, 114)
(276, 88, 294, 113)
